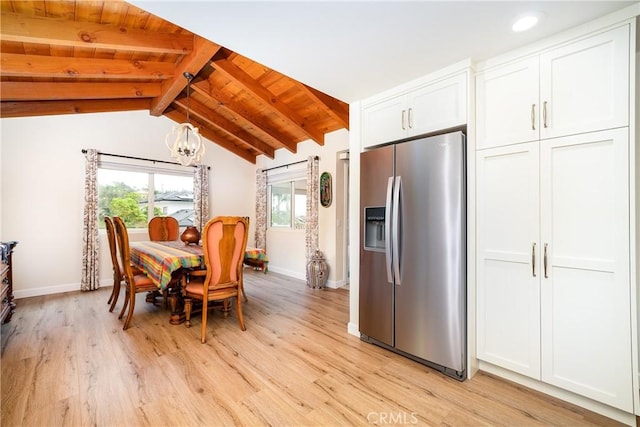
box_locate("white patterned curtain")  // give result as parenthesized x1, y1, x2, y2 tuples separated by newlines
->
(194, 165, 210, 232)
(81, 149, 100, 291)
(255, 169, 267, 250)
(305, 156, 320, 259)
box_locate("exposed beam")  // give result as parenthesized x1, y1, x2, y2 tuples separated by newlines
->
(301, 84, 350, 130)
(164, 109, 256, 164)
(1, 82, 161, 101)
(0, 12, 192, 54)
(149, 36, 221, 116)
(0, 53, 174, 80)
(212, 58, 325, 145)
(174, 97, 275, 159)
(0, 99, 151, 118)
(192, 77, 298, 153)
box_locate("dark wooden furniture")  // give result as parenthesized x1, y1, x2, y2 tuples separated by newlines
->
(148, 216, 179, 242)
(0, 241, 18, 325)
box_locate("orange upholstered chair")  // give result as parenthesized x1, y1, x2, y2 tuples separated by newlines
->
(184, 216, 249, 343)
(105, 216, 143, 312)
(113, 216, 159, 330)
(148, 216, 179, 241)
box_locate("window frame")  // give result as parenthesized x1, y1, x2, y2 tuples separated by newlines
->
(266, 167, 307, 230)
(97, 159, 195, 229)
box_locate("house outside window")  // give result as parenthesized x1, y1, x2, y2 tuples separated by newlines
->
(97, 163, 194, 229)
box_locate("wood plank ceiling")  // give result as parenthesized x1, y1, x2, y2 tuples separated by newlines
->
(0, 0, 349, 164)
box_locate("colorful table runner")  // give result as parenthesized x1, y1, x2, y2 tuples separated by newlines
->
(130, 241, 203, 289)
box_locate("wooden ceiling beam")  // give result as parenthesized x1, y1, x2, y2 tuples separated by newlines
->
(301, 84, 350, 130)
(173, 97, 275, 159)
(212, 58, 325, 145)
(0, 53, 175, 80)
(1, 82, 161, 100)
(0, 12, 192, 54)
(192, 77, 298, 153)
(149, 36, 221, 116)
(164, 109, 256, 164)
(0, 99, 151, 118)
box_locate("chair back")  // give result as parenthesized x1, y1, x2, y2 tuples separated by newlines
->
(104, 216, 121, 279)
(201, 216, 249, 289)
(113, 216, 136, 283)
(148, 216, 179, 241)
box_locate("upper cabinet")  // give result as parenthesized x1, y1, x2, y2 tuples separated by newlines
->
(362, 71, 467, 149)
(476, 24, 630, 150)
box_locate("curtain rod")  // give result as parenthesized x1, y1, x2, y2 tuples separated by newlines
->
(263, 156, 319, 173)
(81, 149, 210, 170)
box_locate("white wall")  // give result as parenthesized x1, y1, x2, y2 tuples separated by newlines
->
(0, 110, 256, 298)
(256, 128, 349, 285)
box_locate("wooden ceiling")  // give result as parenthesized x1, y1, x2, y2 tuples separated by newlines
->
(0, 1, 349, 164)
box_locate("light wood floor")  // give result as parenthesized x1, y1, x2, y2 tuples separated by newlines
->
(1, 270, 623, 426)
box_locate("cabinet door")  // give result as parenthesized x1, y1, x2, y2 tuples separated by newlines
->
(476, 142, 541, 379)
(362, 95, 407, 148)
(408, 73, 467, 137)
(539, 25, 629, 140)
(476, 57, 539, 149)
(540, 128, 632, 412)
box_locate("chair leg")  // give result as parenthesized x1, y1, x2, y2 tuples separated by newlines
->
(109, 279, 121, 312)
(118, 291, 129, 320)
(107, 277, 116, 305)
(222, 299, 230, 319)
(123, 291, 136, 330)
(236, 294, 246, 331)
(200, 298, 208, 344)
(241, 287, 248, 303)
(184, 297, 192, 328)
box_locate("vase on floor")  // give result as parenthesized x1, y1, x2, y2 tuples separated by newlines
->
(306, 250, 328, 289)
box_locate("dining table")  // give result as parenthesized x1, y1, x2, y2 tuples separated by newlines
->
(129, 240, 269, 324)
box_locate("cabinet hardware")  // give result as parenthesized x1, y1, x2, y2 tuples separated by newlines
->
(543, 243, 548, 278)
(401, 110, 406, 130)
(408, 108, 413, 129)
(532, 243, 536, 277)
(543, 101, 548, 128)
(531, 104, 536, 130)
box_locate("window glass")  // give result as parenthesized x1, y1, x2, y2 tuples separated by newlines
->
(269, 178, 306, 229)
(98, 168, 194, 229)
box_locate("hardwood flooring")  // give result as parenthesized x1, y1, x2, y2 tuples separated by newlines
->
(1, 270, 623, 426)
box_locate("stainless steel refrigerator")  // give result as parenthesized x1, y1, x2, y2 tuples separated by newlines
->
(359, 130, 466, 380)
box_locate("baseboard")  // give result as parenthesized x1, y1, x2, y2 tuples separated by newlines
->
(478, 361, 636, 426)
(348, 321, 360, 337)
(14, 279, 113, 299)
(266, 266, 306, 281)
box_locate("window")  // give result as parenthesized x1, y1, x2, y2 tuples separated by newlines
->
(98, 163, 194, 229)
(269, 178, 307, 229)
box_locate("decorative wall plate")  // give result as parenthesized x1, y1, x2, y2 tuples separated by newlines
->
(320, 171, 332, 207)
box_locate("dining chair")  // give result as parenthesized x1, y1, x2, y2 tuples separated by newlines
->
(104, 216, 123, 312)
(148, 216, 179, 241)
(184, 216, 249, 343)
(113, 216, 159, 330)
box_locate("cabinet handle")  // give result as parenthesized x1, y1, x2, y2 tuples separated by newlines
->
(532, 242, 536, 277)
(531, 104, 536, 130)
(543, 101, 548, 128)
(408, 108, 413, 129)
(543, 243, 548, 278)
(401, 110, 406, 130)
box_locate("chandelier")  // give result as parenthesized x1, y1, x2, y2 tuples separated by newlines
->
(165, 72, 205, 166)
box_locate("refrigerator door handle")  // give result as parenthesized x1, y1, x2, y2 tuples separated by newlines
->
(392, 175, 402, 285)
(385, 177, 393, 283)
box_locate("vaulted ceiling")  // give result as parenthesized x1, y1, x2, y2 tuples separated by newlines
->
(0, 0, 349, 164)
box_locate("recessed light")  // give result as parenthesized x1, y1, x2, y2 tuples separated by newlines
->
(512, 14, 541, 32)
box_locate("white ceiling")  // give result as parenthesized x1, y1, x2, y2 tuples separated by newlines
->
(133, 1, 638, 103)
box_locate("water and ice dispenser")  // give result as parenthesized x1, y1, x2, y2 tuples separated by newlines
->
(364, 207, 386, 251)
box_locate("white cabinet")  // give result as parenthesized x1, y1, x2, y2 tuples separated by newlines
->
(362, 72, 467, 148)
(476, 128, 633, 412)
(476, 25, 629, 150)
(476, 142, 540, 380)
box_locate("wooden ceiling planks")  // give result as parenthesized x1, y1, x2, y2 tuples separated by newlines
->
(0, 0, 349, 164)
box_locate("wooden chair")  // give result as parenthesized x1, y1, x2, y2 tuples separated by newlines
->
(184, 216, 249, 343)
(148, 216, 179, 241)
(105, 216, 144, 312)
(113, 216, 159, 330)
